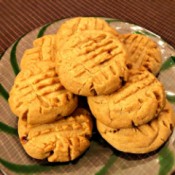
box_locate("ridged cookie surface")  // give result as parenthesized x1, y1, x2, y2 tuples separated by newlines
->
(20, 35, 56, 69)
(18, 108, 93, 162)
(97, 101, 175, 154)
(88, 70, 165, 128)
(56, 17, 119, 50)
(9, 61, 78, 124)
(119, 33, 162, 75)
(57, 30, 128, 96)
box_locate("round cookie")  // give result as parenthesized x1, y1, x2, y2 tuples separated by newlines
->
(18, 108, 93, 162)
(20, 34, 56, 70)
(88, 70, 165, 128)
(97, 101, 175, 154)
(56, 17, 119, 50)
(9, 61, 78, 125)
(57, 30, 128, 96)
(119, 33, 162, 75)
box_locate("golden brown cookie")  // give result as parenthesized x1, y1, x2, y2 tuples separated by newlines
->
(97, 101, 175, 154)
(56, 17, 119, 50)
(9, 61, 78, 124)
(20, 35, 56, 69)
(57, 30, 128, 96)
(88, 70, 165, 128)
(119, 33, 162, 75)
(18, 108, 93, 162)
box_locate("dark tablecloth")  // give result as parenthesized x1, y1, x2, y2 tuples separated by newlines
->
(0, 0, 175, 54)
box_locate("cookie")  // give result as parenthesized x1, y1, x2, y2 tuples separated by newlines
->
(9, 61, 78, 124)
(97, 101, 175, 154)
(20, 35, 56, 69)
(119, 33, 162, 75)
(88, 70, 165, 128)
(57, 30, 128, 96)
(56, 17, 119, 50)
(18, 108, 93, 162)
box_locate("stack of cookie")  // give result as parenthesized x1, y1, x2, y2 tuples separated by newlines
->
(8, 17, 175, 162)
(56, 17, 175, 154)
(8, 35, 93, 162)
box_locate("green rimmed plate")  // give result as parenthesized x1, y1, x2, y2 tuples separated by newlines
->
(0, 17, 175, 175)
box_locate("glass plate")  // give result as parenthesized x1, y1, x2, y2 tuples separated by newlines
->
(1, 17, 175, 175)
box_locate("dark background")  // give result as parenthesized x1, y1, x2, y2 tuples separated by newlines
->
(0, 0, 175, 54)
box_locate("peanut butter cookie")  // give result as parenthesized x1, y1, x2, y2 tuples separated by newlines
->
(9, 61, 78, 124)
(18, 108, 93, 162)
(97, 101, 175, 154)
(56, 17, 119, 50)
(88, 70, 165, 128)
(119, 33, 162, 75)
(57, 30, 128, 96)
(20, 35, 56, 69)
